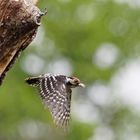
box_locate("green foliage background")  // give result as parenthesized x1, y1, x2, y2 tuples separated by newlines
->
(0, 0, 140, 140)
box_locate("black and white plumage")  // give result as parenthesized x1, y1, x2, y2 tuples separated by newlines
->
(25, 73, 85, 129)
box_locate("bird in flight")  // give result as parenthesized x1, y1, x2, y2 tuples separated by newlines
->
(25, 73, 85, 129)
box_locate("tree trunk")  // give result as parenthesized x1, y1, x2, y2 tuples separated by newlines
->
(0, 0, 45, 85)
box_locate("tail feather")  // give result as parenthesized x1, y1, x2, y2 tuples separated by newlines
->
(25, 76, 41, 87)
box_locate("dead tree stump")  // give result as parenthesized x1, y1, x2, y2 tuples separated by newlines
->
(0, 0, 46, 85)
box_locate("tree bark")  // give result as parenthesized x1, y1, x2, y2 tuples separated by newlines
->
(0, 0, 45, 85)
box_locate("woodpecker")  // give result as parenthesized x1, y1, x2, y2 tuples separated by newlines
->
(25, 73, 85, 129)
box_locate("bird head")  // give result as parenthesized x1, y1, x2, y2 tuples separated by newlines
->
(66, 76, 85, 88)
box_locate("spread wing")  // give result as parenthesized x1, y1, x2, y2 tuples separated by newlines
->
(39, 74, 72, 128)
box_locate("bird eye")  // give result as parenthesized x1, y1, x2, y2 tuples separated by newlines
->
(74, 78, 80, 83)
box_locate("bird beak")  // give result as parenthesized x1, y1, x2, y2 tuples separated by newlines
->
(78, 83, 85, 88)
